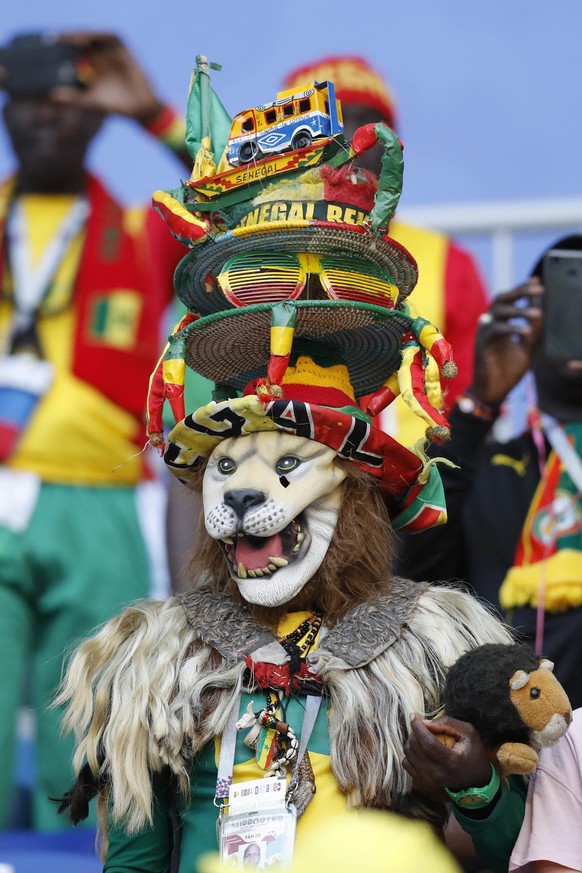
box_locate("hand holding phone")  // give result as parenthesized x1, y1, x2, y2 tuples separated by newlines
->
(542, 249, 582, 361)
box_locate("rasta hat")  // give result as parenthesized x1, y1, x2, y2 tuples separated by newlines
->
(283, 55, 397, 129)
(147, 57, 457, 532)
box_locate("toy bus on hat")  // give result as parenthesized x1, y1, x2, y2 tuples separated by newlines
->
(225, 80, 344, 167)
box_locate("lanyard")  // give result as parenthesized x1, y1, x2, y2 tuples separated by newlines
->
(6, 197, 89, 336)
(215, 693, 323, 804)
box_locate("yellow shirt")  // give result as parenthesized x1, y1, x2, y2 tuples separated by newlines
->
(0, 195, 146, 485)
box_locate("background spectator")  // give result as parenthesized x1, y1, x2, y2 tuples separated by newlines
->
(397, 235, 582, 709)
(0, 30, 187, 830)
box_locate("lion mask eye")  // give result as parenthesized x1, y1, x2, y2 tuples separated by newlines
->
(217, 457, 237, 475)
(530, 687, 541, 700)
(275, 456, 301, 475)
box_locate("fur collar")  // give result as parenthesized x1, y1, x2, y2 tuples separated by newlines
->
(178, 577, 428, 669)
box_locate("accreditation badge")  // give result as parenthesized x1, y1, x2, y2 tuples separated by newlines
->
(218, 777, 296, 868)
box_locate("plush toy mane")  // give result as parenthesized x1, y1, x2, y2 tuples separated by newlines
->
(443, 643, 541, 747)
(185, 458, 396, 627)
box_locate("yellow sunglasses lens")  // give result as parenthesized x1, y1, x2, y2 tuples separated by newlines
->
(319, 256, 398, 308)
(217, 253, 305, 306)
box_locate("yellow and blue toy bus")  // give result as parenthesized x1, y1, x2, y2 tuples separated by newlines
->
(226, 80, 343, 166)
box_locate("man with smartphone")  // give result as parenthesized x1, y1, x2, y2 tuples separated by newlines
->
(0, 31, 187, 830)
(398, 234, 582, 710)
(395, 236, 582, 872)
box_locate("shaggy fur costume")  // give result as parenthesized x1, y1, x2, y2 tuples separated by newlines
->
(58, 464, 513, 844)
(59, 586, 512, 836)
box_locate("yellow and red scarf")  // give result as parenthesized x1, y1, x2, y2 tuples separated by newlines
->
(500, 422, 582, 613)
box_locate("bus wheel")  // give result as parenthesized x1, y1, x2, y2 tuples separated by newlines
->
(239, 141, 259, 163)
(292, 131, 312, 150)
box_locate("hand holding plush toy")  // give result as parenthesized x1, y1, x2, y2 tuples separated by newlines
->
(436, 642, 572, 777)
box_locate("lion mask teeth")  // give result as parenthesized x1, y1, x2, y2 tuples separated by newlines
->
(222, 520, 305, 577)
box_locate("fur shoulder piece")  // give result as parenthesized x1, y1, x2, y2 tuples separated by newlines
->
(57, 596, 247, 833)
(307, 583, 514, 821)
(179, 582, 282, 665)
(315, 578, 429, 668)
(179, 578, 431, 671)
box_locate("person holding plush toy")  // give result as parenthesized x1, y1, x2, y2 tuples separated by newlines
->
(403, 642, 573, 873)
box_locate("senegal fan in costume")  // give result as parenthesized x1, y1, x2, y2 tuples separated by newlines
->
(57, 58, 513, 871)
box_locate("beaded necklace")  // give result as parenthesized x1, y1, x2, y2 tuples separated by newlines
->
(239, 613, 324, 774)
(278, 612, 323, 673)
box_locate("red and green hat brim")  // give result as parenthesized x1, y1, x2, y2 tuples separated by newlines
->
(174, 299, 414, 398)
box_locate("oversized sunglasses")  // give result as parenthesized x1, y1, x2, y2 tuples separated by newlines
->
(212, 252, 399, 310)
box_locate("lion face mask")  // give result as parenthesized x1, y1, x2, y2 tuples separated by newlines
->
(204, 431, 346, 607)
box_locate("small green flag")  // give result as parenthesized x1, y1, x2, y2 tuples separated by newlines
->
(186, 55, 232, 164)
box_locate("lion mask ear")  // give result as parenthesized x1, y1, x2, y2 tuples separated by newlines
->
(539, 659, 555, 672)
(510, 669, 530, 691)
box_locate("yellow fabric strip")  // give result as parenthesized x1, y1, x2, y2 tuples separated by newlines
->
(499, 550, 582, 611)
(270, 325, 294, 357)
(385, 222, 447, 446)
(424, 354, 443, 412)
(163, 357, 187, 385)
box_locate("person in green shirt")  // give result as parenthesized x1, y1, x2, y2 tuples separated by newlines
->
(404, 713, 527, 873)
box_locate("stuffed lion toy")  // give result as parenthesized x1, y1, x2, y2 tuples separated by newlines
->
(436, 642, 572, 777)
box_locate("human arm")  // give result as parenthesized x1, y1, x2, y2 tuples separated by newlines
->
(468, 277, 543, 408)
(104, 771, 176, 873)
(403, 715, 526, 873)
(51, 32, 190, 166)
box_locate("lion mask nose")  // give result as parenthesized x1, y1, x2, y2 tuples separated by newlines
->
(224, 489, 266, 519)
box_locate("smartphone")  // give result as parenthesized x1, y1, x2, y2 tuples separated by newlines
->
(0, 34, 88, 97)
(541, 249, 582, 361)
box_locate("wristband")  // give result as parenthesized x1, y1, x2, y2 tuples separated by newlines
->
(456, 391, 500, 423)
(445, 763, 501, 810)
(143, 105, 186, 152)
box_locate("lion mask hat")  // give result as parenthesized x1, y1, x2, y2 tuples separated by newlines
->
(57, 58, 514, 870)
